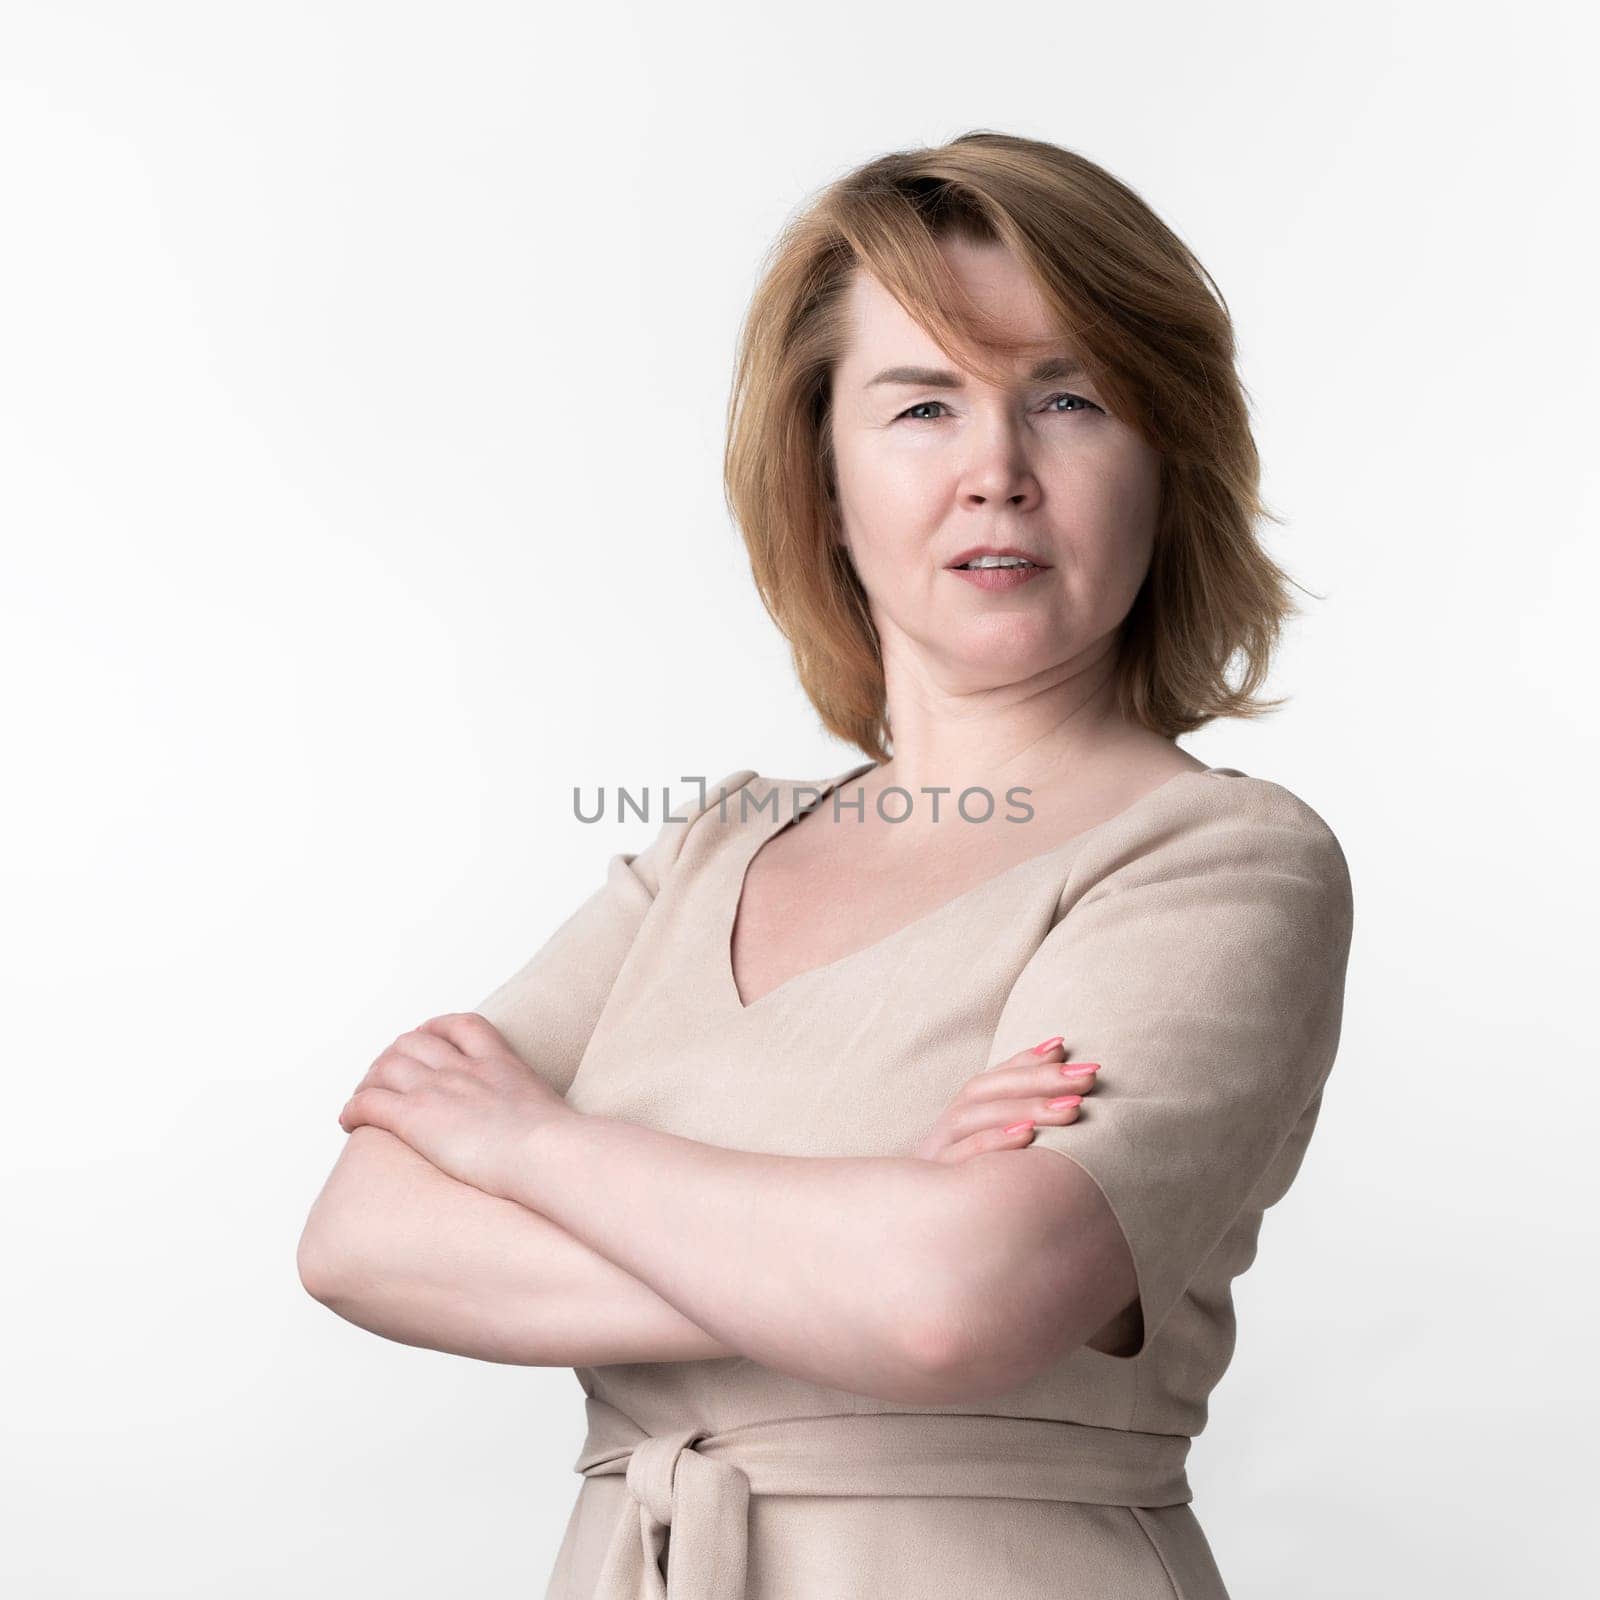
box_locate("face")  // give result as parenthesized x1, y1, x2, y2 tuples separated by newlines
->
(828, 238, 1163, 695)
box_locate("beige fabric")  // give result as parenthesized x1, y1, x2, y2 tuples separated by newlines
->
(574, 1396, 1194, 1600)
(477, 761, 1355, 1598)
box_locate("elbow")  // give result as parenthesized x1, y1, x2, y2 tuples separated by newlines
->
(857, 1245, 1002, 1405)
(888, 1257, 1046, 1407)
(896, 1318, 992, 1408)
(297, 1221, 353, 1306)
(904, 1307, 1056, 1406)
(896, 1166, 1083, 1404)
(895, 1312, 974, 1402)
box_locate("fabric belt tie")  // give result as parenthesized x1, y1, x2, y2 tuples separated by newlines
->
(574, 1394, 1193, 1600)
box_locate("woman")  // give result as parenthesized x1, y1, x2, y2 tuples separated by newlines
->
(301, 130, 1355, 1599)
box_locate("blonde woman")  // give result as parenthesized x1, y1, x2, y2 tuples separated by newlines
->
(300, 130, 1355, 1599)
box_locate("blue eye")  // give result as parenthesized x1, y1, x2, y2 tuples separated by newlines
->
(1043, 391, 1100, 415)
(896, 391, 1101, 422)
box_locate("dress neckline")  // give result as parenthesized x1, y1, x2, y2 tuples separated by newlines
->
(719, 759, 1235, 1014)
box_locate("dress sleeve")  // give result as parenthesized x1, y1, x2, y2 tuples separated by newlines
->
(472, 769, 758, 1095)
(989, 780, 1355, 1358)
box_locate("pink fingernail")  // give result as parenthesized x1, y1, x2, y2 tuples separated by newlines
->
(1031, 1036, 1065, 1054)
(1004, 1119, 1035, 1134)
(1060, 1062, 1101, 1076)
(1046, 1095, 1083, 1109)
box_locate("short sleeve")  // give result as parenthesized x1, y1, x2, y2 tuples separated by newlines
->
(989, 780, 1355, 1358)
(473, 769, 758, 1095)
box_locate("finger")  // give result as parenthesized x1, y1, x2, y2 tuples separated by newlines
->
(388, 1028, 462, 1072)
(351, 1049, 436, 1098)
(1032, 1093, 1086, 1124)
(1007, 1060, 1102, 1096)
(945, 1093, 1085, 1143)
(1014, 1036, 1067, 1065)
(928, 1117, 1042, 1165)
(965, 1053, 1103, 1102)
(416, 1012, 506, 1057)
(1054, 1061, 1102, 1087)
(339, 1085, 407, 1135)
(956, 1037, 1065, 1103)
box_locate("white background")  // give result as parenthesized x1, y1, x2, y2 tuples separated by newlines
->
(3, 3, 1596, 1595)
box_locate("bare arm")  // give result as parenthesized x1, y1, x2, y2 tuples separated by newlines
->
(301, 1033, 1121, 1385)
(296, 772, 771, 1363)
(299, 1127, 739, 1366)
(496, 1112, 1105, 1406)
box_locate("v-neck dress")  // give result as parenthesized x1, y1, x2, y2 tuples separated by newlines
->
(475, 759, 1355, 1599)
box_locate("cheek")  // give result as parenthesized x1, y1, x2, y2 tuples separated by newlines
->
(1061, 446, 1160, 575)
(846, 443, 942, 514)
(837, 458, 945, 562)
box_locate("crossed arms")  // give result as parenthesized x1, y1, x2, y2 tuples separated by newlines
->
(296, 1099, 1133, 1407)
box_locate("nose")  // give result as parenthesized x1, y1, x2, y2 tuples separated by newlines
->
(958, 418, 1042, 512)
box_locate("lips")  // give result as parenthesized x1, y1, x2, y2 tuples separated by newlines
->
(946, 562, 1051, 592)
(945, 544, 1052, 569)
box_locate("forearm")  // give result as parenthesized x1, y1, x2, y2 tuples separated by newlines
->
(299, 1128, 737, 1366)
(505, 1114, 970, 1403)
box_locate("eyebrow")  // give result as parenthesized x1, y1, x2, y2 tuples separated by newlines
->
(865, 355, 1087, 389)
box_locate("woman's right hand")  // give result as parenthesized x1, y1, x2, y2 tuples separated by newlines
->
(911, 1037, 1101, 1164)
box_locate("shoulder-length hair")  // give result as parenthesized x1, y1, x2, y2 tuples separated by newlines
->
(723, 129, 1305, 762)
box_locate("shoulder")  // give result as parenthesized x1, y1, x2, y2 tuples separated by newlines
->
(1064, 766, 1354, 935)
(669, 766, 764, 840)
(692, 768, 764, 816)
(622, 767, 761, 889)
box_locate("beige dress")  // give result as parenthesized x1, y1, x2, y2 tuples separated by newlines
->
(476, 760, 1355, 1599)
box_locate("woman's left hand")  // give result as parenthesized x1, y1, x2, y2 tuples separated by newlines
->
(337, 1012, 572, 1200)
